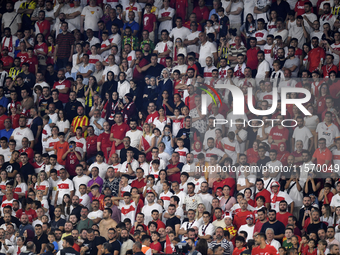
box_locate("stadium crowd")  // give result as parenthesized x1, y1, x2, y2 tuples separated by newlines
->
(4, 0, 340, 254)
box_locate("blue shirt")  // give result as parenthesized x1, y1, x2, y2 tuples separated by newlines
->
(0, 96, 9, 108)
(209, 9, 217, 19)
(89, 117, 105, 136)
(123, 21, 140, 34)
(0, 128, 13, 141)
(78, 63, 95, 85)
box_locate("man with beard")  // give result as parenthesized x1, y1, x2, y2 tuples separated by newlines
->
(98, 208, 117, 240)
(120, 228, 134, 255)
(208, 227, 232, 255)
(1, 29, 17, 59)
(54, 21, 75, 70)
(307, 210, 327, 234)
(254, 179, 271, 209)
(52, 69, 71, 105)
(126, 120, 143, 148)
(104, 195, 120, 223)
(276, 201, 293, 226)
(253, 208, 268, 236)
(97, 122, 112, 162)
(252, 233, 277, 255)
(70, 196, 82, 220)
(2, 2, 22, 35)
(85, 126, 97, 162)
(275, 48, 287, 68)
(308, 37, 326, 73)
(65, 92, 82, 123)
(77, 207, 93, 232)
(165, 204, 181, 236)
(34, 224, 49, 254)
(50, 207, 66, 231)
(178, 209, 200, 241)
(107, 228, 121, 255)
(10, 117, 34, 150)
(260, 209, 285, 241)
(34, 11, 50, 38)
(60, 236, 79, 255)
(134, 49, 149, 80)
(89, 110, 105, 137)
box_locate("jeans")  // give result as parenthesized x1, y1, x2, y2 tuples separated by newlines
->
(56, 57, 69, 70)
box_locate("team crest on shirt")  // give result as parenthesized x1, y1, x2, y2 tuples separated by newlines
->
(91, 11, 94, 14)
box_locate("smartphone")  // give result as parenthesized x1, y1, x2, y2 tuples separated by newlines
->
(165, 131, 170, 135)
(69, 145, 73, 149)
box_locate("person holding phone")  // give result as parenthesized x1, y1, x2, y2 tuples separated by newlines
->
(61, 141, 82, 177)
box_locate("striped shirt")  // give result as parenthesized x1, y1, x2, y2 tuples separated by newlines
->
(71, 115, 89, 138)
(332, 5, 340, 15)
(208, 239, 232, 255)
(229, 45, 247, 68)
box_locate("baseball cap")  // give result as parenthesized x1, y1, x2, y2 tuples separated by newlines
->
(246, 214, 254, 219)
(2, 47, 8, 51)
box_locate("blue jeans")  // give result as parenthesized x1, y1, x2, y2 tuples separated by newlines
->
(56, 58, 69, 70)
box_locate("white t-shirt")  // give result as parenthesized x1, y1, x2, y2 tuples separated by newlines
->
(316, 122, 340, 148)
(254, 29, 268, 50)
(12, 127, 34, 150)
(199, 41, 217, 67)
(0, 147, 11, 162)
(79, 193, 91, 209)
(141, 203, 163, 225)
(186, 31, 201, 54)
(228, 1, 244, 24)
(103, 64, 120, 81)
(56, 178, 74, 205)
(89, 162, 109, 179)
(123, 2, 141, 23)
(198, 193, 214, 213)
(73, 175, 91, 196)
(256, 60, 270, 80)
(169, 26, 191, 44)
(68, 136, 87, 158)
(158, 7, 175, 34)
(292, 126, 313, 150)
(238, 224, 255, 241)
(119, 200, 137, 225)
(88, 210, 103, 220)
(81, 6, 103, 31)
(198, 223, 215, 237)
(126, 130, 143, 148)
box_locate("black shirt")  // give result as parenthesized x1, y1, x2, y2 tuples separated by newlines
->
(60, 247, 80, 255)
(45, 71, 58, 87)
(39, 97, 53, 116)
(120, 146, 139, 163)
(50, 218, 66, 231)
(33, 233, 49, 254)
(270, 0, 291, 20)
(260, 221, 285, 240)
(307, 221, 327, 234)
(65, 100, 82, 123)
(0, 216, 20, 228)
(145, 63, 164, 77)
(20, 163, 35, 183)
(53, 100, 64, 111)
(109, 240, 121, 254)
(83, 236, 106, 255)
(166, 216, 181, 231)
(17, 72, 36, 91)
(2, 161, 20, 177)
(176, 127, 200, 151)
(257, 157, 271, 176)
(106, 19, 124, 35)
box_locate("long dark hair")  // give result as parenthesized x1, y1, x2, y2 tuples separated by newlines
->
(195, 239, 208, 255)
(245, 14, 256, 35)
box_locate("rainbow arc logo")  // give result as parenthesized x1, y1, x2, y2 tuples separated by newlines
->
(197, 84, 222, 106)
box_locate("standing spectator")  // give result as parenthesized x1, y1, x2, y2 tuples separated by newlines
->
(80, 0, 103, 37)
(54, 22, 75, 70)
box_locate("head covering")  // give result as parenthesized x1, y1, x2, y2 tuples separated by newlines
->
(125, 93, 133, 102)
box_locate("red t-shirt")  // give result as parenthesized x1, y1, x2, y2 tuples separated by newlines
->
(192, 6, 209, 23)
(11, 114, 20, 129)
(317, 96, 327, 115)
(329, 81, 340, 99)
(308, 47, 325, 73)
(246, 48, 259, 70)
(150, 242, 162, 253)
(143, 13, 157, 32)
(133, 58, 149, 80)
(312, 148, 332, 169)
(276, 212, 293, 226)
(16, 209, 37, 223)
(1, 56, 13, 70)
(17, 52, 29, 64)
(97, 132, 112, 150)
(23, 56, 38, 73)
(110, 123, 130, 150)
(19, 147, 34, 163)
(35, 20, 51, 39)
(295, 0, 312, 16)
(131, 178, 146, 190)
(232, 247, 246, 255)
(255, 189, 271, 204)
(34, 43, 48, 56)
(0, 115, 8, 130)
(322, 64, 338, 78)
(246, 148, 260, 164)
(233, 210, 253, 229)
(86, 134, 98, 159)
(252, 244, 277, 255)
(53, 79, 72, 103)
(269, 126, 289, 151)
(146, 111, 159, 124)
(65, 151, 81, 176)
(175, 0, 188, 21)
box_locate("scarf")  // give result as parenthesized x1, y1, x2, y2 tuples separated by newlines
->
(2, 36, 13, 52)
